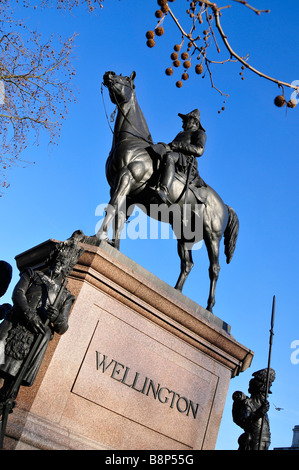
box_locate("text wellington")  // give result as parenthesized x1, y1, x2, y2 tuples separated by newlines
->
(96, 351, 200, 419)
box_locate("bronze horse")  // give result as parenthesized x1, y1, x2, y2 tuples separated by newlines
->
(97, 71, 239, 312)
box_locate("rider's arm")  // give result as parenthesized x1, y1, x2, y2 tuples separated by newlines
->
(170, 130, 206, 157)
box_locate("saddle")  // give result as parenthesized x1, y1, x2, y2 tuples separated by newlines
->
(148, 143, 207, 205)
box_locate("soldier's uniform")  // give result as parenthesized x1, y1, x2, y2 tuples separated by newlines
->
(154, 109, 207, 203)
(0, 268, 74, 392)
(232, 369, 276, 450)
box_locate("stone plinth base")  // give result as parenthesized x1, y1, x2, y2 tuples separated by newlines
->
(2, 240, 253, 450)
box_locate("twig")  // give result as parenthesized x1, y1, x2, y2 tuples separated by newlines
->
(212, 6, 298, 91)
(205, 8, 220, 53)
(232, 0, 270, 15)
(205, 59, 229, 97)
(167, 2, 298, 93)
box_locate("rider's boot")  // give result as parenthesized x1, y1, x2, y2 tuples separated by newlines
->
(156, 155, 175, 203)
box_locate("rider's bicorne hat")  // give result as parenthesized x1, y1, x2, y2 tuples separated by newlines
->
(178, 109, 205, 132)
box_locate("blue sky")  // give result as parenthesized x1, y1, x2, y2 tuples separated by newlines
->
(1, 0, 299, 450)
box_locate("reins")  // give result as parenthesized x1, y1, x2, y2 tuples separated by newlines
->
(101, 81, 154, 145)
(101, 83, 116, 135)
(100, 76, 195, 204)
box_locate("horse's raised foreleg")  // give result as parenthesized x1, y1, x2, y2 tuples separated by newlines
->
(112, 203, 134, 250)
(97, 203, 116, 242)
(205, 233, 221, 313)
(97, 169, 133, 245)
(112, 210, 126, 250)
(175, 239, 194, 292)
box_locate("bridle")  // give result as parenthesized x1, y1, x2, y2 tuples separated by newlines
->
(101, 77, 154, 145)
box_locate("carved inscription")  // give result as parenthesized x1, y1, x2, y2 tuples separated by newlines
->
(96, 351, 200, 419)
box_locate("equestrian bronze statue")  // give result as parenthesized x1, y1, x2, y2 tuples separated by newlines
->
(95, 70, 239, 313)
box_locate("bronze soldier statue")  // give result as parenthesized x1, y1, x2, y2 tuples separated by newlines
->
(154, 109, 207, 204)
(232, 368, 276, 450)
(0, 245, 76, 416)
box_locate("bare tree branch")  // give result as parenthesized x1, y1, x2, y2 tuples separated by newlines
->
(232, 0, 270, 15)
(147, 0, 299, 104)
(212, 4, 298, 91)
(0, 3, 79, 192)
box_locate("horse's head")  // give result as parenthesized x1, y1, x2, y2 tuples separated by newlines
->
(103, 71, 136, 105)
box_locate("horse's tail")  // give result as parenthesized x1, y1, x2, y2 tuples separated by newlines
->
(224, 205, 239, 264)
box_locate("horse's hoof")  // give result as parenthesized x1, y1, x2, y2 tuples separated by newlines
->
(98, 236, 114, 247)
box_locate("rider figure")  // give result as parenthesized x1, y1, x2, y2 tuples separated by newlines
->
(154, 109, 207, 204)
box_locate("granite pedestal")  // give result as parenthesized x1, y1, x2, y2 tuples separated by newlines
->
(2, 239, 253, 450)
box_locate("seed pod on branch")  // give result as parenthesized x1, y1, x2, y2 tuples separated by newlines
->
(274, 95, 286, 107)
(147, 39, 155, 48)
(174, 44, 182, 52)
(146, 30, 155, 39)
(155, 26, 164, 36)
(287, 99, 297, 109)
(195, 64, 203, 74)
